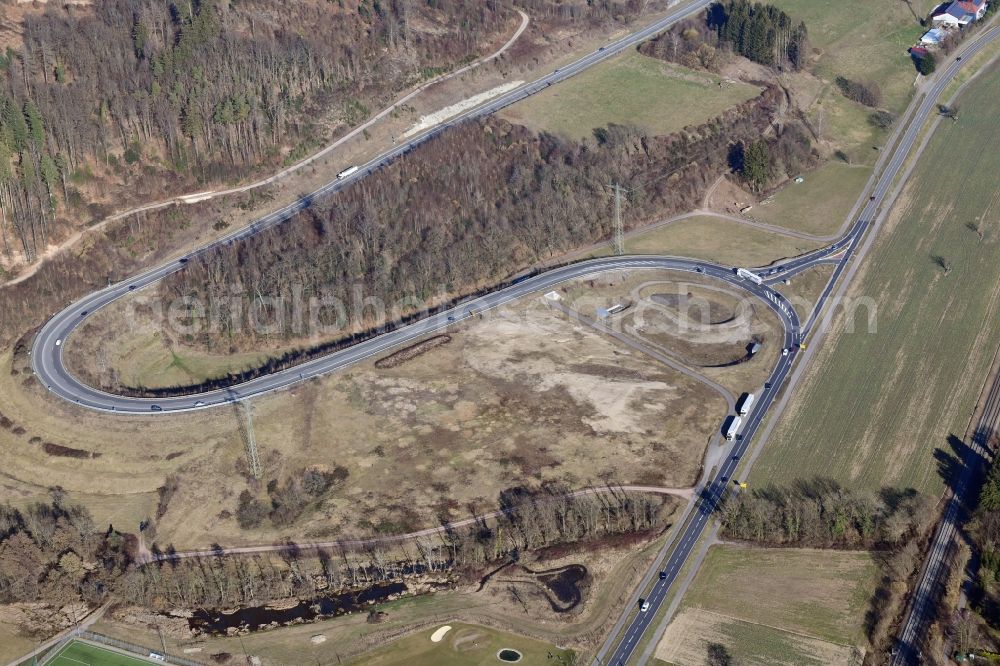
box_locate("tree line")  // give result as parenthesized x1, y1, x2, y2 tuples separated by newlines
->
(0, 484, 673, 616)
(720, 477, 939, 657)
(720, 477, 932, 549)
(968, 443, 1000, 630)
(639, 0, 808, 72)
(122, 486, 673, 610)
(0, 0, 512, 264)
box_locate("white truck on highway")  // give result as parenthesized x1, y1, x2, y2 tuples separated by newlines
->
(723, 415, 742, 440)
(736, 392, 755, 415)
(735, 267, 764, 285)
(337, 165, 359, 179)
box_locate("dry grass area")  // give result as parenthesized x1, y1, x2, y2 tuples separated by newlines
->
(3, 274, 723, 549)
(519, 267, 783, 393)
(0, 620, 38, 664)
(0, 345, 235, 536)
(620, 278, 783, 394)
(65, 288, 276, 390)
(658, 609, 858, 666)
(657, 545, 878, 665)
(681, 545, 878, 644)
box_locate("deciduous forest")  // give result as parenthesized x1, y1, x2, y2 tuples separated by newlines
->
(151, 85, 814, 387)
(125, 487, 673, 609)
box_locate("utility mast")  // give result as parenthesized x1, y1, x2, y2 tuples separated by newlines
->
(609, 182, 628, 256)
(240, 400, 262, 479)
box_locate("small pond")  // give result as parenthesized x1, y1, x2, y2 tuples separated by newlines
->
(497, 648, 523, 662)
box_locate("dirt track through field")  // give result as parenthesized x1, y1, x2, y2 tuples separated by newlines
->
(148, 484, 694, 564)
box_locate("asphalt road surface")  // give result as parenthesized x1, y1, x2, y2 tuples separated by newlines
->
(595, 24, 1000, 666)
(596, 213, 866, 666)
(33, 256, 799, 413)
(32, 0, 721, 413)
(28, 4, 1000, 663)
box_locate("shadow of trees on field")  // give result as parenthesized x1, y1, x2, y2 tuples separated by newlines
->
(707, 642, 735, 666)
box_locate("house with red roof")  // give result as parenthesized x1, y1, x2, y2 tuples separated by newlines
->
(933, 0, 988, 27)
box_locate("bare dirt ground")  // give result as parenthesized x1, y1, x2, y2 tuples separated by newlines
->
(704, 176, 758, 217)
(556, 272, 783, 396)
(3, 278, 723, 549)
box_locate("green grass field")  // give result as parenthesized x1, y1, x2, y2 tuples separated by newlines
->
(347, 622, 574, 665)
(501, 50, 761, 140)
(811, 83, 894, 166)
(772, 0, 934, 112)
(659, 610, 859, 666)
(754, 62, 1000, 494)
(766, 0, 935, 167)
(657, 545, 877, 664)
(682, 546, 879, 645)
(753, 162, 873, 236)
(592, 215, 821, 267)
(47, 641, 155, 666)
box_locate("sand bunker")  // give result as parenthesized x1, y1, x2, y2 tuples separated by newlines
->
(431, 625, 452, 642)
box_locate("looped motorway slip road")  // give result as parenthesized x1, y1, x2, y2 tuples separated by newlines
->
(25, 1, 1000, 662)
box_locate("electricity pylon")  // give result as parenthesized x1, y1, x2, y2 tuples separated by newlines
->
(607, 182, 629, 256)
(239, 400, 262, 479)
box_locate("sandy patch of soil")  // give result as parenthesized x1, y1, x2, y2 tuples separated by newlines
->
(705, 176, 757, 216)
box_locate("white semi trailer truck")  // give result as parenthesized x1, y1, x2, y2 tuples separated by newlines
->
(723, 415, 742, 440)
(735, 267, 764, 285)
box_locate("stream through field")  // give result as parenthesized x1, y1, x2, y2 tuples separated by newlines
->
(188, 581, 407, 635)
